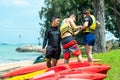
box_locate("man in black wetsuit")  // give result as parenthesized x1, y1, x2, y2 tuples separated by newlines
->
(42, 16, 61, 68)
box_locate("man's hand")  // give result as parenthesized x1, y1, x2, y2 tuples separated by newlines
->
(74, 26, 82, 35)
(42, 48, 46, 53)
(96, 21, 100, 26)
(78, 26, 83, 31)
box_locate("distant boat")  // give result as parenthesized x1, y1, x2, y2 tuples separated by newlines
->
(1, 43, 8, 45)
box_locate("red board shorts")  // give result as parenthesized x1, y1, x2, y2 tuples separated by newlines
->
(62, 36, 82, 59)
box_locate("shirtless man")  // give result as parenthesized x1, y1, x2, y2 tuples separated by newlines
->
(60, 13, 83, 64)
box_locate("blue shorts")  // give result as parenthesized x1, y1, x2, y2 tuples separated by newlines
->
(83, 33, 95, 46)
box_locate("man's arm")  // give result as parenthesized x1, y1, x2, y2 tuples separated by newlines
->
(69, 18, 80, 30)
(74, 26, 82, 35)
(80, 21, 89, 31)
(80, 16, 90, 31)
(96, 20, 100, 26)
(42, 28, 49, 53)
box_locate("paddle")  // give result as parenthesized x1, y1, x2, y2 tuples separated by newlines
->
(33, 54, 45, 64)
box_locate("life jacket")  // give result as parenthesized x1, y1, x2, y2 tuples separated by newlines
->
(84, 15, 96, 32)
(60, 19, 74, 36)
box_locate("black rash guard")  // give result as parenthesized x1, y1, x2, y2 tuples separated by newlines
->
(42, 26, 61, 49)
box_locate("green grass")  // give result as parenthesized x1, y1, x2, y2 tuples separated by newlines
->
(92, 48, 120, 80)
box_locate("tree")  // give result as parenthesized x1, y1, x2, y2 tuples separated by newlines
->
(105, 0, 120, 37)
(93, 0, 106, 52)
(39, 0, 119, 53)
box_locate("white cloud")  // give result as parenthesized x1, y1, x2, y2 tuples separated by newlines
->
(0, 0, 30, 7)
(13, 0, 30, 6)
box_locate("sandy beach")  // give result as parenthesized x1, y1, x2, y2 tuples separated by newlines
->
(0, 60, 34, 78)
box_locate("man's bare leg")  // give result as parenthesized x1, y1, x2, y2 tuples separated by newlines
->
(85, 45, 93, 62)
(46, 58, 51, 68)
(51, 58, 57, 67)
(64, 58, 69, 64)
(77, 54, 83, 62)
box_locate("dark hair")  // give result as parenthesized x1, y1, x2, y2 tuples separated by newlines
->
(52, 16, 60, 21)
(69, 13, 78, 21)
(82, 9, 90, 15)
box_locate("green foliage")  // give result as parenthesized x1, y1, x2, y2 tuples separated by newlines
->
(105, 0, 120, 37)
(39, 0, 94, 39)
(39, 0, 120, 38)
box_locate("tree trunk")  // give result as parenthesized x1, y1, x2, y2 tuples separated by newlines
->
(93, 0, 106, 53)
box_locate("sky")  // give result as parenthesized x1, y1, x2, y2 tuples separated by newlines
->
(0, 0, 44, 44)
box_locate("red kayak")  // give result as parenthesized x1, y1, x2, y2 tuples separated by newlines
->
(47, 61, 90, 72)
(56, 64, 110, 75)
(31, 71, 94, 80)
(58, 63, 110, 75)
(32, 73, 106, 80)
(60, 73, 106, 80)
(1, 62, 46, 79)
(58, 78, 91, 80)
(1, 58, 101, 79)
(74, 64, 110, 74)
(41, 77, 92, 80)
(29, 62, 110, 80)
(1, 59, 74, 78)
(1, 60, 91, 78)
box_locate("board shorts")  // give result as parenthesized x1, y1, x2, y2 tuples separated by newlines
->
(62, 36, 82, 59)
(45, 46, 61, 60)
(83, 33, 95, 46)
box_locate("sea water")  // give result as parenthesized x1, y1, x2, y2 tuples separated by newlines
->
(0, 44, 41, 64)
